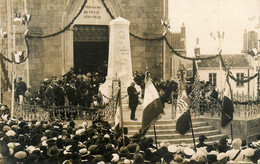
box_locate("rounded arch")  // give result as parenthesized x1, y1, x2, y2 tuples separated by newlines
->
(61, 0, 122, 74)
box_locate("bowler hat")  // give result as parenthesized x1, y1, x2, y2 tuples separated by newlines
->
(130, 133, 141, 142)
(119, 146, 129, 157)
(134, 153, 144, 163)
(219, 137, 228, 144)
(199, 135, 207, 141)
(47, 146, 60, 157)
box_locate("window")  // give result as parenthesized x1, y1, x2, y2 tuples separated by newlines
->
(209, 73, 217, 86)
(236, 73, 244, 86)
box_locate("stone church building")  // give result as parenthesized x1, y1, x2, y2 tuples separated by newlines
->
(0, 0, 186, 91)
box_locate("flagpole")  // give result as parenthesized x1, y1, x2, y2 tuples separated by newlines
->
(119, 81, 125, 146)
(223, 71, 233, 141)
(227, 72, 234, 141)
(230, 123, 233, 141)
(11, 24, 16, 119)
(153, 124, 158, 149)
(188, 109, 196, 151)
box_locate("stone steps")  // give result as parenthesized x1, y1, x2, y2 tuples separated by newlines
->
(144, 130, 221, 140)
(157, 134, 227, 145)
(123, 119, 175, 125)
(128, 125, 214, 135)
(120, 102, 227, 145)
(124, 121, 207, 131)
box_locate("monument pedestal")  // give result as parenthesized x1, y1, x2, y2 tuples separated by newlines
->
(100, 17, 134, 101)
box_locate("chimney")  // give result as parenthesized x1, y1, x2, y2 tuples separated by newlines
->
(181, 23, 186, 37)
(194, 38, 200, 57)
(243, 29, 248, 52)
(181, 23, 186, 50)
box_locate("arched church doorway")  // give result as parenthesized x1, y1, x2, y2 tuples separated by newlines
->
(73, 25, 109, 77)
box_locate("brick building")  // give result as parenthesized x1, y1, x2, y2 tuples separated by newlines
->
(0, 0, 186, 91)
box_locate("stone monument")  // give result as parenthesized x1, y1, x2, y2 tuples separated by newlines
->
(100, 17, 134, 99)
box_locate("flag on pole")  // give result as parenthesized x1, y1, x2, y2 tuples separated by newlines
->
(12, 51, 24, 63)
(221, 77, 234, 127)
(140, 75, 164, 136)
(176, 89, 191, 135)
(176, 89, 189, 116)
(114, 88, 121, 127)
(248, 48, 260, 57)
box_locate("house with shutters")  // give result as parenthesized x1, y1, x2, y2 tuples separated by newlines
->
(196, 54, 259, 99)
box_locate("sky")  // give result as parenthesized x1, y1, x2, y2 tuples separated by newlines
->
(169, 0, 260, 56)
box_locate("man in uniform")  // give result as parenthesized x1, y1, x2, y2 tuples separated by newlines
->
(127, 82, 140, 121)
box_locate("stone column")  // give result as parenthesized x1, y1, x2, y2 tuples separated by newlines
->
(100, 17, 134, 99)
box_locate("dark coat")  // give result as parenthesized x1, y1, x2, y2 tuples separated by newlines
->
(64, 84, 77, 105)
(44, 84, 55, 106)
(16, 80, 27, 95)
(127, 85, 138, 109)
(54, 85, 66, 106)
(196, 142, 208, 148)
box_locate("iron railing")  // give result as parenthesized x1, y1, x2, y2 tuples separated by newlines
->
(13, 101, 115, 122)
(171, 75, 260, 120)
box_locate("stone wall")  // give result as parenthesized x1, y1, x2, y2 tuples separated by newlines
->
(200, 117, 260, 143)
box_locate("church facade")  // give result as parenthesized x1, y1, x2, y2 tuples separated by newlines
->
(0, 0, 186, 90)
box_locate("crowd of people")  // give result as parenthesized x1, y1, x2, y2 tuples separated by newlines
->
(17, 67, 106, 109)
(5, 69, 260, 163)
(15, 69, 180, 112)
(0, 110, 260, 164)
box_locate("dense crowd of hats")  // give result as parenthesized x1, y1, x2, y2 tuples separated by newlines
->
(1, 69, 260, 163)
(1, 108, 260, 164)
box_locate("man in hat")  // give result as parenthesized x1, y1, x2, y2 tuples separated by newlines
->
(64, 80, 78, 106)
(51, 75, 58, 83)
(127, 82, 140, 121)
(218, 137, 230, 153)
(53, 80, 66, 106)
(92, 72, 102, 95)
(64, 67, 75, 83)
(197, 135, 208, 148)
(38, 78, 49, 106)
(15, 77, 27, 104)
(44, 81, 55, 107)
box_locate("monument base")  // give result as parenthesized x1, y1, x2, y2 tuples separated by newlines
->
(99, 76, 132, 102)
(99, 76, 141, 104)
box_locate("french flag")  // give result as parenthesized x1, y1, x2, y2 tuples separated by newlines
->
(248, 48, 260, 57)
(221, 78, 234, 127)
(140, 75, 164, 135)
(114, 89, 121, 127)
